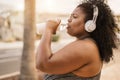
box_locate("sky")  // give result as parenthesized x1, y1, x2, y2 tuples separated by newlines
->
(0, 0, 120, 14)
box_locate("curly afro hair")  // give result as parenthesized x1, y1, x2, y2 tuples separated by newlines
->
(77, 0, 120, 63)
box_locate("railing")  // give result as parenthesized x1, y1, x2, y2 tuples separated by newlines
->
(0, 72, 19, 80)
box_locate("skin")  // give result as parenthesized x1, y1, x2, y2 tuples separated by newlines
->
(36, 7, 103, 78)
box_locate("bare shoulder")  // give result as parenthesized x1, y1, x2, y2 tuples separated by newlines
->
(61, 38, 99, 56)
(55, 38, 99, 62)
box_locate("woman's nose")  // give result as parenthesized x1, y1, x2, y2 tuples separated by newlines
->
(68, 18, 72, 23)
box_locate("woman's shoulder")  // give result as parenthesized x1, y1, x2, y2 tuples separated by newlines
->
(68, 38, 98, 52)
(55, 38, 99, 62)
(64, 38, 99, 59)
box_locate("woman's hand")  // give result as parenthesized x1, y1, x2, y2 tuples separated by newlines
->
(45, 19, 61, 34)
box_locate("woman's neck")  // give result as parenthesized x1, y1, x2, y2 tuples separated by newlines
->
(76, 34, 91, 40)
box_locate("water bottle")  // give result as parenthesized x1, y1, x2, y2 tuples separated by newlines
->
(36, 20, 67, 34)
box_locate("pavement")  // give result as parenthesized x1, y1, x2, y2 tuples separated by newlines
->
(0, 39, 120, 80)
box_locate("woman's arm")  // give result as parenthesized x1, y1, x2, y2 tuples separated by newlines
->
(36, 19, 61, 70)
(36, 28, 53, 69)
(36, 19, 94, 74)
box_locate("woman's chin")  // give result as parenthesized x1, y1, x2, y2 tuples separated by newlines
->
(67, 31, 74, 36)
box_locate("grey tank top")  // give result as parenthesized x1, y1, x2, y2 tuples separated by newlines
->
(44, 72, 101, 80)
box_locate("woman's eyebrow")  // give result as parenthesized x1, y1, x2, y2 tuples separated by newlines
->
(71, 13, 78, 16)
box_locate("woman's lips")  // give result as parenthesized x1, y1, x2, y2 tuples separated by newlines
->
(66, 23, 71, 29)
(67, 25, 71, 29)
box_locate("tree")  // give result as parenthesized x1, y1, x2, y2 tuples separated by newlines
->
(105, 0, 108, 4)
(19, 0, 37, 80)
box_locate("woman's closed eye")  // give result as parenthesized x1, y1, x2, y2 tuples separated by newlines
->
(68, 14, 78, 22)
(72, 14, 78, 19)
(69, 14, 78, 19)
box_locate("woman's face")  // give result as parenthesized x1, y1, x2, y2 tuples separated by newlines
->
(67, 7, 86, 37)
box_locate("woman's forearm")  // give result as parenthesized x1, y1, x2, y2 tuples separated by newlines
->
(36, 29, 53, 69)
(36, 19, 60, 71)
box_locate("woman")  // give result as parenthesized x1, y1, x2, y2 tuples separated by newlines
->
(36, 0, 119, 80)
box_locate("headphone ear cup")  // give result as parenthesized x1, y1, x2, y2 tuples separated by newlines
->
(85, 20, 96, 32)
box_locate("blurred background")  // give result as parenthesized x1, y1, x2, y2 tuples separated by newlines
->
(0, 0, 120, 80)
(0, 0, 80, 42)
(0, 0, 120, 42)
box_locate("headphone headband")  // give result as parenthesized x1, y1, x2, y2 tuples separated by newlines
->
(93, 5, 98, 23)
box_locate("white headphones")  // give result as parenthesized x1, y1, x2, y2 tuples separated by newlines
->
(85, 5, 98, 32)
